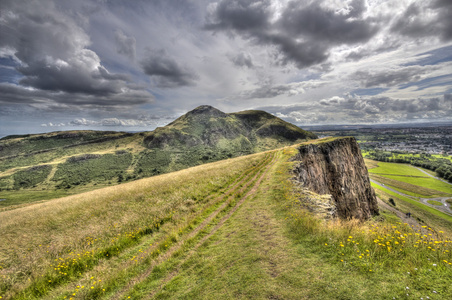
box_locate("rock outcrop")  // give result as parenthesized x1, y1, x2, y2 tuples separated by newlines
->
(292, 137, 379, 220)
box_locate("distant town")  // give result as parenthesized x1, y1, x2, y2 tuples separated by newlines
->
(310, 124, 452, 155)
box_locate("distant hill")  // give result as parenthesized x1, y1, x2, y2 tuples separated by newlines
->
(0, 105, 316, 204)
(143, 105, 316, 158)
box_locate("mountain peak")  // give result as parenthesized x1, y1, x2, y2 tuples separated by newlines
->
(186, 105, 226, 117)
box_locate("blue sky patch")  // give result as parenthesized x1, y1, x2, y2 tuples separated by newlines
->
(399, 74, 452, 91)
(405, 45, 452, 66)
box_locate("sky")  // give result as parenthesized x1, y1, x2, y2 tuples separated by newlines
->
(1, 0, 452, 136)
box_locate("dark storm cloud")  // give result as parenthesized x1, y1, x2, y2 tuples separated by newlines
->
(0, 83, 153, 107)
(0, 0, 153, 104)
(114, 29, 136, 60)
(141, 48, 198, 88)
(350, 66, 436, 88)
(391, 0, 452, 41)
(204, 0, 271, 33)
(16, 57, 131, 96)
(279, 1, 377, 45)
(229, 52, 254, 68)
(205, 0, 380, 68)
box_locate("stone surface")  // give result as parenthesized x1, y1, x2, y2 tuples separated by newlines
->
(292, 137, 379, 220)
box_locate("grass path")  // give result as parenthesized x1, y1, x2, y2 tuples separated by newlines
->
(107, 152, 277, 300)
(141, 151, 279, 299)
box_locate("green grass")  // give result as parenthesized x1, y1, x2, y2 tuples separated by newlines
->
(369, 161, 452, 196)
(383, 175, 452, 195)
(124, 146, 452, 299)
(370, 174, 450, 198)
(0, 190, 68, 208)
(369, 161, 428, 177)
(428, 200, 443, 206)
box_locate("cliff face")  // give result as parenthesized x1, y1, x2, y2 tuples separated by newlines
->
(292, 137, 379, 220)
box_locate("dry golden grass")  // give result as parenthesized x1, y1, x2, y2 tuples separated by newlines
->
(0, 151, 267, 298)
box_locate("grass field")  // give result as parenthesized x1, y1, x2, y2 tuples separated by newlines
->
(1, 143, 451, 299)
(368, 161, 452, 197)
(368, 161, 427, 177)
(370, 174, 450, 198)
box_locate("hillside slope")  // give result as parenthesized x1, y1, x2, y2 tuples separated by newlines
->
(0, 106, 316, 206)
(1, 138, 450, 299)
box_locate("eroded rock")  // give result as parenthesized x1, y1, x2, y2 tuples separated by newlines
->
(292, 137, 379, 220)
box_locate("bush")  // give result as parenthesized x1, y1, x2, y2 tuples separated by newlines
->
(53, 153, 132, 187)
(13, 165, 52, 190)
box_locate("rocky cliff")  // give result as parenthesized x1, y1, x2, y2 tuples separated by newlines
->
(292, 137, 379, 220)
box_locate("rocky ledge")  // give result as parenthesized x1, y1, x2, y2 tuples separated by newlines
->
(292, 137, 379, 220)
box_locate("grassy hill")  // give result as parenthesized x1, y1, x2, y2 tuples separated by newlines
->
(0, 106, 316, 206)
(1, 140, 451, 299)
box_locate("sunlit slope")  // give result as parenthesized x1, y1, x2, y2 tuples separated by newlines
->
(1, 141, 451, 299)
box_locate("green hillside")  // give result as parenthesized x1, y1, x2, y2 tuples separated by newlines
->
(1, 141, 451, 299)
(0, 106, 316, 206)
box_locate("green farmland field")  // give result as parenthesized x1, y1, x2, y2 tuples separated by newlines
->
(369, 161, 428, 177)
(368, 161, 452, 196)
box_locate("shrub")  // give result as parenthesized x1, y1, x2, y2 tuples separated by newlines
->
(13, 165, 52, 190)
